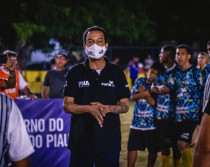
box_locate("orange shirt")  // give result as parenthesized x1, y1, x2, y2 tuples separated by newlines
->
(2, 70, 19, 99)
(0, 67, 9, 80)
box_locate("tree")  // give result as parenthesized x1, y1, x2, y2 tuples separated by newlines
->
(0, 0, 156, 49)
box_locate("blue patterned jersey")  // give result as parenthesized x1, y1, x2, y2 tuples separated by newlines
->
(203, 63, 210, 85)
(171, 66, 203, 122)
(130, 77, 156, 130)
(154, 64, 177, 120)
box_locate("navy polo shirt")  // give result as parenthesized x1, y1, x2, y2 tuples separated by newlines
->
(64, 57, 130, 154)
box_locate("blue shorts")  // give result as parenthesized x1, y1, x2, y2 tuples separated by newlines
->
(69, 151, 120, 167)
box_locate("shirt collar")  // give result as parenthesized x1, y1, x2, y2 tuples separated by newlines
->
(84, 57, 110, 71)
(166, 63, 176, 72)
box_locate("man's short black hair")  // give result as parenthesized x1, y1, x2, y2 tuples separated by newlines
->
(177, 44, 192, 55)
(207, 40, 210, 46)
(162, 45, 176, 60)
(83, 26, 108, 44)
(150, 62, 164, 73)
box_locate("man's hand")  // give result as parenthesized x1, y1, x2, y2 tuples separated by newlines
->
(159, 85, 170, 94)
(93, 98, 129, 116)
(89, 102, 106, 128)
(138, 85, 144, 92)
(5, 58, 15, 73)
(28, 93, 37, 100)
(144, 89, 150, 97)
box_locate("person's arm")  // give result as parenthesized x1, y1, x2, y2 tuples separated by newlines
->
(92, 98, 129, 116)
(193, 113, 210, 167)
(13, 157, 30, 167)
(0, 66, 16, 89)
(8, 100, 34, 166)
(41, 85, 49, 99)
(7, 72, 16, 88)
(150, 84, 170, 94)
(145, 94, 156, 106)
(18, 72, 36, 100)
(63, 96, 104, 127)
(0, 74, 16, 89)
(22, 86, 36, 100)
(5, 59, 16, 88)
(130, 85, 147, 101)
(41, 71, 50, 99)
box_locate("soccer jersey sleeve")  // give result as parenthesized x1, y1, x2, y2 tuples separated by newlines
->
(7, 100, 34, 161)
(18, 72, 27, 90)
(63, 68, 78, 97)
(203, 97, 210, 115)
(154, 73, 165, 85)
(202, 75, 210, 114)
(131, 78, 143, 95)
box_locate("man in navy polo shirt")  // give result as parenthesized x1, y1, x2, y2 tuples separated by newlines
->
(63, 26, 130, 167)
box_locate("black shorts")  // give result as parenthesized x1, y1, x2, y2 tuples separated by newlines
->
(156, 120, 173, 149)
(172, 121, 198, 144)
(127, 128, 159, 153)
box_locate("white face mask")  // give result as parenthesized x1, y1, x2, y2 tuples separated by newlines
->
(85, 44, 106, 59)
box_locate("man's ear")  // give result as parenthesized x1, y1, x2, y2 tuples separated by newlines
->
(105, 43, 109, 50)
(188, 54, 191, 60)
(83, 44, 86, 50)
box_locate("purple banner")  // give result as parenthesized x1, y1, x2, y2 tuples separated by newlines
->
(15, 99, 71, 167)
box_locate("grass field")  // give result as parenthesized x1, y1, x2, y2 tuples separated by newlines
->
(119, 100, 195, 167)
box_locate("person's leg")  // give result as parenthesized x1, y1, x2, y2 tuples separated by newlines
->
(177, 122, 197, 167)
(161, 148, 170, 167)
(148, 152, 157, 167)
(172, 144, 181, 167)
(95, 152, 120, 167)
(146, 130, 159, 167)
(171, 121, 182, 167)
(69, 151, 94, 167)
(178, 140, 192, 167)
(127, 129, 144, 167)
(127, 150, 137, 167)
(158, 120, 172, 167)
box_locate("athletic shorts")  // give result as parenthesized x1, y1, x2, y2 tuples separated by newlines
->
(127, 128, 159, 153)
(156, 120, 173, 149)
(172, 121, 198, 144)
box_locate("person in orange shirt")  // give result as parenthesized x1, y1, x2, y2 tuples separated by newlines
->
(0, 53, 16, 90)
(2, 50, 36, 100)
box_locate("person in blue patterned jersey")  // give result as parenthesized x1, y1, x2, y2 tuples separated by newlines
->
(127, 62, 164, 167)
(151, 45, 181, 167)
(196, 42, 210, 127)
(203, 40, 210, 84)
(170, 44, 203, 167)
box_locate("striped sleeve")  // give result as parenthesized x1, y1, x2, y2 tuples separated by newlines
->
(202, 75, 210, 114)
(7, 100, 34, 161)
